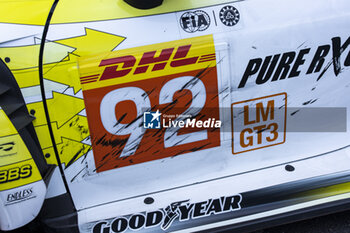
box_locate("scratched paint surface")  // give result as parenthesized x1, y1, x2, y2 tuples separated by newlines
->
(79, 35, 221, 171)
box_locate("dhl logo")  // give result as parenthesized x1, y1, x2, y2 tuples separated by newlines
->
(80, 45, 216, 84)
(79, 35, 217, 90)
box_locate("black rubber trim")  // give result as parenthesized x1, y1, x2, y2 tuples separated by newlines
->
(0, 194, 80, 233)
(38, 0, 72, 196)
(178, 170, 350, 232)
(0, 59, 50, 177)
(39, 193, 79, 233)
(124, 0, 163, 9)
(204, 195, 350, 233)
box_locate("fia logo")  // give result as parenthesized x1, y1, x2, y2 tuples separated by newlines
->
(180, 10, 210, 33)
(143, 110, 161, 129)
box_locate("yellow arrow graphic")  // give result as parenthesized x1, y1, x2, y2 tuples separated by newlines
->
(39, 28, 125, 167)
(47, 92, 85, 128)
(0, 42, 75, 70)
(2, 28, 125, 169)
(35, 114, 90, 167)
(44, 28, 125, 93)
(57, 137, 91, 168)
(52, 115, 90, 144)
(56, 28, 125, 57)
(41, 138, 90, 168)
(43, 55, 82, 94)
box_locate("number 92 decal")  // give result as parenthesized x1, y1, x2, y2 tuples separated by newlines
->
(80, 36, 221, 172)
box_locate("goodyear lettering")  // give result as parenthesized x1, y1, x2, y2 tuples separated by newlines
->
(92, 194, 242, 233)
(238, 36, 350, 88)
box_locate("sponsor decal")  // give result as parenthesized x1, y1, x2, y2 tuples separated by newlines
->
(238, 36, 350, 88)
(232, 93, 287, 154)
(79, 39, 216, 89)
(0, 142, 16, 157)
(0, 164, 32, 184)
(5, 187, 36, 206)
(79, 35, 220, 172)
(219, 6, 240, 27)
(0, 159, 41, 191)
(180, 10, 211, 33)
(92, 194, 242, 233)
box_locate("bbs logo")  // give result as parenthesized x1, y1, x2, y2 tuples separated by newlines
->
(180, 10, 210, 33)
(0, 164, 32, 184)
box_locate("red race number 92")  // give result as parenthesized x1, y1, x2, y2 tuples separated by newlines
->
(84, 68, 221, 172)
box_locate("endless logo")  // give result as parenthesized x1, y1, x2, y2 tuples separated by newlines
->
(92, 194, 242, 233)
(180, 10, 210, 33)
(6, 187, 35, 205)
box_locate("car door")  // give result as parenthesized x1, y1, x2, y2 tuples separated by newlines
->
(4, 0, 350, 232)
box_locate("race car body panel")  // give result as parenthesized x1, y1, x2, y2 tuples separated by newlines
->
(0, 111, 47, 231)
(0, 3, 55, 229)
(0, 0, 350, 232)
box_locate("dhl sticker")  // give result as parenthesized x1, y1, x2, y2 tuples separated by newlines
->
(78, 35, 216, 91)
(79, 35, 221, 172)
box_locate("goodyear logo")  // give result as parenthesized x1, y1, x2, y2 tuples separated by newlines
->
(92, 194, 242, 233)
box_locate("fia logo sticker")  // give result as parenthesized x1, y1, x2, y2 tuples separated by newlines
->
(180, 10, 210, 33)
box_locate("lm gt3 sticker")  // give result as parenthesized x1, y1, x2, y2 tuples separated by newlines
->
(232, 93, 287, 154)
(92, 194, 242, 233)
